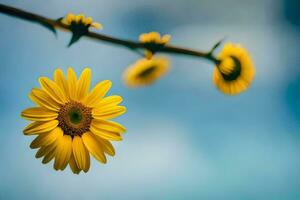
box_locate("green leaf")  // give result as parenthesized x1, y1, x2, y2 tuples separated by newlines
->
(68, 33, 82, 47)
(38, 21, 57, 36)
(210, 38, 226, 53)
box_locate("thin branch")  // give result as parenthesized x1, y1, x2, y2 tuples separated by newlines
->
(0, 3, 220, 64)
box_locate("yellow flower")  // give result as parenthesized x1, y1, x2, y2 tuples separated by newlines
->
(139, 32, 171, 45)
(61, 13, 102, 29)
(213, 43, 255, 95)
(139, 32, 171, 59)
(123, 57, 169, 87)
(21, 68, 126, 174)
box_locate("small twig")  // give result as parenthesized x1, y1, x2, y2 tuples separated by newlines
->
(0, 3, 220, 64)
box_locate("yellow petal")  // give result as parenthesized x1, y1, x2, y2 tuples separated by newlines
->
(83, 80, 111, 107)
(54, 135, 72, 170)
(72, 136, 90, 172)
(69, 153, 81, 174)
(29, 88, 60, 111)
(23, 120, 58, 135)
(161, 34, 171, 44)
(91, 119, 126, 133)
(66, 13, 75, 24)
(91, 22, 102, 29)
(93, 95, 123, 108)
(75, 14, 85, 23)
(94, 136, 115, 156)
(54, 68, 69, 100)
(21, 107, 58, 121)
(42, 147, 56, 164)
(41, 133, 63, 161)
(30, 127, 63, 149)
(82, 132, 107, 163)
(39, 77, 67, 104)
(67, 67, 77, 100)
(92, 106, 126, 120)
(77, 68, 91, 101)
(35, 146, 49, 159)
(83, 17, 92, 25)
(35, 142, 57, 158)
(90, 126, 122, 141)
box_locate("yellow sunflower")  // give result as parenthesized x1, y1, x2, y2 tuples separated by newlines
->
(61, 13, 102, 29)
(21, 67, 126, 174)
(139, 32, 171, 45)
(213, 43, 255, 95)
(139, 32, 171, 59)
(123, 57, 169, 87)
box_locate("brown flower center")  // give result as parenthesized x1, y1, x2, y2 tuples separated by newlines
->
(57, 101, 92, 136)
(138, 66, 156, 78)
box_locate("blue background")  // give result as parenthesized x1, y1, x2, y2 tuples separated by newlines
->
(0, 0, 300, 199)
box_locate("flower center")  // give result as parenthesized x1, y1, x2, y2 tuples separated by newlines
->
(57, 101, 92, 136)
(138, 66, 156, 78)
(69, 22, 90, 37)
(68, 108, 83, 124)
(219, 56, 242, 81)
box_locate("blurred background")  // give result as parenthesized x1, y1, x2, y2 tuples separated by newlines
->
(0, 0, 299, 199)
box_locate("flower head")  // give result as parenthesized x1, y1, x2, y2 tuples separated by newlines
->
(62, 13, 102, 30)
(213, 43, 255, 95)
(21, 68, 126, 174)
(139, 32, 171, 59)
(139, 32, 171, 45)
(123, 57, 170, 87)
(61, 13, 102, 46)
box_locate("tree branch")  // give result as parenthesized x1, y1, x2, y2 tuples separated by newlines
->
(0, 3, 220, 64)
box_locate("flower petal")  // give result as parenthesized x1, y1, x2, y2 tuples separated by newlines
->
(69, 153, 81, 174)
(76, 68, 91, 101)
(90, 119, 125, 141)
(54, 68, 69, 100)
(41, 133, 63, 162)
(39, 77, 67, 104)
(75, 14, 85, 23)
(66, 13, 75, 24)
(162, 34, 171, 43)
(91, 119, 126, 133)
(67, 67, 77, 100)
(90, 126, 122, 141)
(91, 22, 102, 29)
(92, 106, 126, 120)
(29, 88, 60, 111)
(35, 146, 49, 159)
(42, 147, 56, 164)
(93, 95, 123, 108)
(21, 107, 58, 121)
(30, 127, 63, 149)
(83, 17, 92, 25)
(35, 142, 57, 159)
(54, 135, 72, 170)
(23, 120, 58, 135)
(82, 132, 107, 163)
(72, 136, 90, 172)
(83, 80, 111, 107)
(93, 135, 115, 156)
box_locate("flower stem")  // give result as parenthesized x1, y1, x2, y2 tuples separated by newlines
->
(0, 3, 220, 64)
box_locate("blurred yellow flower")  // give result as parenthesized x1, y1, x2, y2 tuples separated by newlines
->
(21, 67, 126, 174)
(61, 13, 102, 29)
(213, 43, 255, 95)
(139, 32, 171, 59)
(139, 32, 171, 45)
(123, 57, 170, 87)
